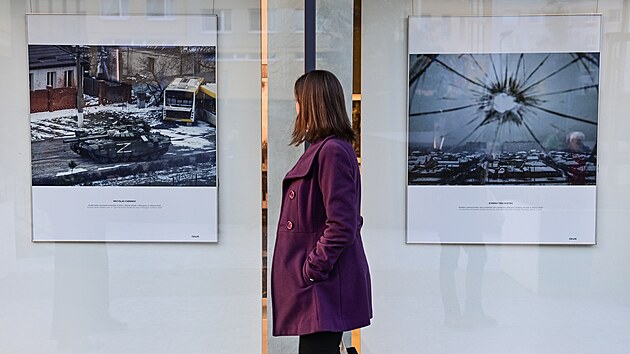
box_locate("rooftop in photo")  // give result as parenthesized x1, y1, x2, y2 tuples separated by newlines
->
(28, 45, 76, 70)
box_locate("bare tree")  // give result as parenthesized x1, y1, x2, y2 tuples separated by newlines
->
(136, 53, 180, 106)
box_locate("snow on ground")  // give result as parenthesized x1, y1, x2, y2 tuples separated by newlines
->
(56, 168, 87, 176)
(30, 103, 215, 153)
(30, 116, 79, 141)
(30, 104, 163, 123)
(30, 108, 79, 123)
(157, 122, 215, 150)
(169, 122, 212, 135)
(167, 137, 213, 150)
(96, 163, 133, 171)
(89, 163, 216, 187)
(31, 104, 164, 141)
(36, 119, 76, 131)
(84, 94, 99, 106)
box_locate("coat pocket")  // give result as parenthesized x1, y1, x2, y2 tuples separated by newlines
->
(301, 260, 314, 287)
(301, 249, 315, 287)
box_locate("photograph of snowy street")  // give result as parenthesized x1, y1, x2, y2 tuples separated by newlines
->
(29, 44, 217, 187)
(408, 52, 599, 186)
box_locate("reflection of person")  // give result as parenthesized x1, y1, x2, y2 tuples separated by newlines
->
(564, 131, 590, 153)
(440, 245, 495, 329)
(52, 244, 126, 350)
(439, 188, 500, 329)
(563, 131, 595, 184)
(271, 70, 372, 354)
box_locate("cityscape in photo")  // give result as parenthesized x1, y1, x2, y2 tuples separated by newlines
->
(29, 44, 217, 187)
(408, 52, 599, 185)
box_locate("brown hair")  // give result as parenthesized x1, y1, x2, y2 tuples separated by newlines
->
(291, 70, 355, 146)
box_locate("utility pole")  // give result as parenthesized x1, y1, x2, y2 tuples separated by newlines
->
(76, 45, 84, 127)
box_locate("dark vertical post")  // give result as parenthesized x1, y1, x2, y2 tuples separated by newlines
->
(304, 0, 316, 149)
(76, 46, 84, 127)
(305, 0, 316, 73)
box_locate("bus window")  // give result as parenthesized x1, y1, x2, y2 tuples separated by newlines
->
(165, 91, 194, 107)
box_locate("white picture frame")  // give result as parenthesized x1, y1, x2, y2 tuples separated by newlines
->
(406, 15, 601, 244)
(28, 14, 218, 242)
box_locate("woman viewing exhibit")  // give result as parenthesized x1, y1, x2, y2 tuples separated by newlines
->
(271, 70, 373, 354)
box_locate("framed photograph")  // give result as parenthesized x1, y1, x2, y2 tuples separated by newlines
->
(28, 14, 218, 242)
(407, 15, 601, 244)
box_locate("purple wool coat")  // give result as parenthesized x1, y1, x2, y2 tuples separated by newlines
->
(271, 136, 373, 336)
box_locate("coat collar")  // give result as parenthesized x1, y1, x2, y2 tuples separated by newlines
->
(284, 135, 335, 180)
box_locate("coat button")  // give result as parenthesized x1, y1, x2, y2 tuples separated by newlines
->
(286, 220, 294, 230)
(289, 190, 295, 200)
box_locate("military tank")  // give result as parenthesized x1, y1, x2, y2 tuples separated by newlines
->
(63, 120, 171, 164)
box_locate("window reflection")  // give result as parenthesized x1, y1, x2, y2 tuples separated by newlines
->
(146, 0, 173, 17)
(100, 0, 129, 17)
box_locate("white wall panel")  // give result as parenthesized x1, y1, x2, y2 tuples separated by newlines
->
(362, 0, 630, 353)
(0, 1, 261, 353)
